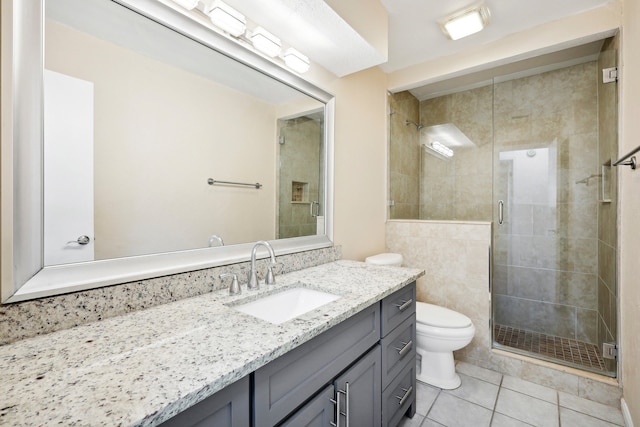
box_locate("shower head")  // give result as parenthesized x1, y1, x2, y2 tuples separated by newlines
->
(405, 120, 424, 130)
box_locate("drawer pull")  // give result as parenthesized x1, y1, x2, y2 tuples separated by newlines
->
(395, 386, 413, 406)
(394, 299, 413, 312)
(394, 340, 413, 357)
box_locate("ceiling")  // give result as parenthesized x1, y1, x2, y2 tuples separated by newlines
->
(217, 0, 614, 80)
(378, 0, 614, 73)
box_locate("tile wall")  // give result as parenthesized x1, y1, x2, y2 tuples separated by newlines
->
(596, 37, 619, 373)
(388, 92, 420, 219)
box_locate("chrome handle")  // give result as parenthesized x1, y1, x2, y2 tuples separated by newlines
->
(330, 393, 340, 427)
(344, 382, 350, 427)
(498, 200, 504, 225)
(395, 340, 413, 357)
(394, 299, 412, 312)
(395, 386, 413, 406)
(333, 385, 348, 427)
(310, 200, 320, 218)
(220, 273, 241, 295)
(67, 235, 90, 245)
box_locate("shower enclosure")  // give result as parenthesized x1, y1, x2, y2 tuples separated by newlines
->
(388, 38, 618, 376)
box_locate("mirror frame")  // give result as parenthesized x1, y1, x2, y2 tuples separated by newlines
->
(0, 0, 335, 303)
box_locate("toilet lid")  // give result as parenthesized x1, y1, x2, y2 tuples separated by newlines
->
(416, 302, 472, 328)
(365, 253, 403, 266)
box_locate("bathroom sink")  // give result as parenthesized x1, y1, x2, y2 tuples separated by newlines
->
(231, 287, 340, 324)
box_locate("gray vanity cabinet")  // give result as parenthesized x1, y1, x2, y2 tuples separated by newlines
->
(380, 284, 417, 426)
(282, 346, 382, 427)
(159, 375, 249, 427)
(253, 304, 381, 426)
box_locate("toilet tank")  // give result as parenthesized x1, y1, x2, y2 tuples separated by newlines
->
(365, 253, 403, 267)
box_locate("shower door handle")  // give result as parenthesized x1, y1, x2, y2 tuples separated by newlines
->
(498, 200, 504, 225)
(310, 201, 320, 217)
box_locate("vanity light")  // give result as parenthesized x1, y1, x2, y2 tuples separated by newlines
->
(431, 141, 454, 158)
(207, 0, 246, 37)
(250, 27, 282, 58)
(169, 0, 199, 10)
(282, 48, 310, 73)
(439, 3, 491, 40)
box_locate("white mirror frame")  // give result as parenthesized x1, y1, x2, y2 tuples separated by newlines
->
(0, 0, 335, 303)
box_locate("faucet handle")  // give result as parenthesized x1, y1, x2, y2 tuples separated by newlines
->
(265, 264, 276, 285)
(220, 273, 241, 295)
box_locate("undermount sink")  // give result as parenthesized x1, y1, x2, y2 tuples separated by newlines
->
(231, 287, 340, 324)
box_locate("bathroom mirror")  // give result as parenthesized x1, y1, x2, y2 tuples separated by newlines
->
(0, 0, 335, 303)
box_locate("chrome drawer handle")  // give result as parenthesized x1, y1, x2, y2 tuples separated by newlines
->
(394, 340, 413, 357)
(395, 386, 413, 406)
(394, 299, 413, 312)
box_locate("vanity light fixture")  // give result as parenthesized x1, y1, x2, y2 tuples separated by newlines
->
(439, 2, 491, 40)
(250, 27, 282, 58)
(282, 48, 310, 73)
(431, 141, 454, 158)
(207, 0, 247, 37)
(169, 0, 199, 10)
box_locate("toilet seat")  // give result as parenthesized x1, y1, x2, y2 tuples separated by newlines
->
(416, 302, 472, 328)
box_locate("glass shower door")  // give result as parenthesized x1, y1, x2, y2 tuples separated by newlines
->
(491, 55, 617, 376)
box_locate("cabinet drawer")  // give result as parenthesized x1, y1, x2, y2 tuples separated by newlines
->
(380, 315, 416, 388)
(253, 304, 380, 427)
(381, 282, 416, 336)
(381, 360, 416, 427)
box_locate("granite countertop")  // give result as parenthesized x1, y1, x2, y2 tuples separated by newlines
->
(0, 260, 423, 426)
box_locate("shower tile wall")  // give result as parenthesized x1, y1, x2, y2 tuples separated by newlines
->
(277, 117, 321, 238)
(389, 91, 420, 219)
(493, 62, 600, 344)
(419, 86, 494, 221)
(597, 37, 618, 370)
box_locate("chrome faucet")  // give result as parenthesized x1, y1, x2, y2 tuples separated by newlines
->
(208, 235, 224, 247)
(248, 240, 277, 289)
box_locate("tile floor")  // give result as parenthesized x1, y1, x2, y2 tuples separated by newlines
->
(399, 362, 625, 427)
(494, 324, 606, 372)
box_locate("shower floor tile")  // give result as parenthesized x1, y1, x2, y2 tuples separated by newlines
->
(494, 324, 606, 371)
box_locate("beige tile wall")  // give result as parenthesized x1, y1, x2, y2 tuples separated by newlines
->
(388, 92, 420, 219)
(419, 85, 494, 221)
(596, 37, 618, 374)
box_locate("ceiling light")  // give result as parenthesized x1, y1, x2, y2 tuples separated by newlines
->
(282, 48, 310, 73)
(207, 1, 246, 37)
(439, 3, 491, 41)
(169, 0, 199, 10)
(250, 27, 281, 58)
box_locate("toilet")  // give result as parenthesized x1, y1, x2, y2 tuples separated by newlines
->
(365, 253, 475, 390)
(415, 302, 475, 389)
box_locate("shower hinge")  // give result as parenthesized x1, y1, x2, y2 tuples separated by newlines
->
(602, 342, 618, 360)
(602, 67, 618, 84)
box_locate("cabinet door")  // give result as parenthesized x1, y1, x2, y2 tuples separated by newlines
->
(335, 345, 382, 427)
(280, 385, 336, 427)
(159, 375, 249, 427)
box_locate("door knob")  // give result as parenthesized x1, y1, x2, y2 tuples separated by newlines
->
(68, 235, 91, 245)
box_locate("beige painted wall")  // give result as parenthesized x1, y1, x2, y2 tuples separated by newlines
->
(307, 67, 389, 261)
(620, 0, 640, 421)
(46, 20, 278, 259)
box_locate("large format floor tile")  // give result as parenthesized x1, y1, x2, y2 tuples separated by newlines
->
(398, 361, 623, 427)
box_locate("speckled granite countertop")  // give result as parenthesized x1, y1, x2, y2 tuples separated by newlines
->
(0, 261, 423, 426)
